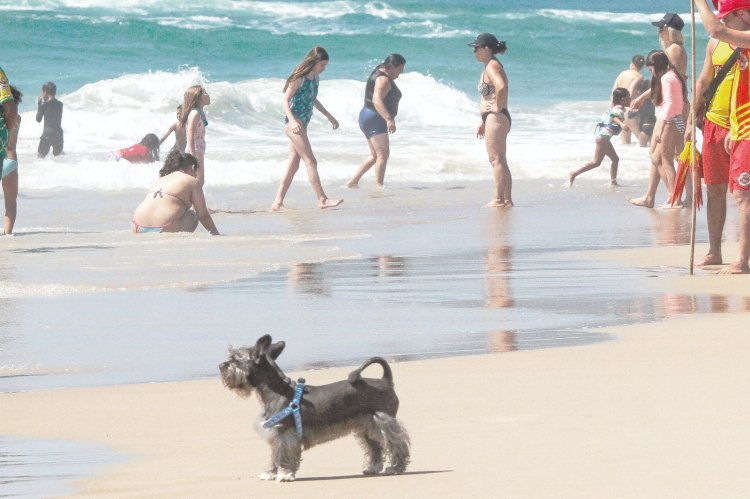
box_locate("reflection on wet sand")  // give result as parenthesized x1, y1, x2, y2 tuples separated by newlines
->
(487, 330, 517, 352)
(657, 292, 750, 319)
(374, 255, 407, 279)
(288, 263, 329, 296)
(649, 209, 692, 246)
(485, 245, 514, 309)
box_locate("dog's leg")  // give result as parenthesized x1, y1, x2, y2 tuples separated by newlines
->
(374, 412, 411, 475)
(355, 421, 385, 475)
(275, 429, 302, 482)
(260, 438, 280, 481)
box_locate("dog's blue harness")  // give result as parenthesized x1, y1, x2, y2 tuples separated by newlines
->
(263, 378, 306, 437)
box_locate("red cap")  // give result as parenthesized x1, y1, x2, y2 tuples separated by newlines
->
(718, 0, 750, 19)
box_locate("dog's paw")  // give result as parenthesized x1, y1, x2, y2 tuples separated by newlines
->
(384, 466, 405, 475)
(259, 471, 277, 481)
(362, 462, 383, 475)
(275, 470, 296, 482)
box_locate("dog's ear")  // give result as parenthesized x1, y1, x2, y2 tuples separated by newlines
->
(268, 341, 285, 360)
(255, 335, 272, 353)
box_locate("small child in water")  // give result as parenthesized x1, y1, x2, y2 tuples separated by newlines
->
(111, 133, 160, 163)
(159, 104, 187, 153)
(569, 87, 630, 187)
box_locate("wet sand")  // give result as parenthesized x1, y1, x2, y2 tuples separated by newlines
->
(2, 268, 750, 497)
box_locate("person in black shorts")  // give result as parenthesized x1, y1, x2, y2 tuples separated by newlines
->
(36, 81, 64, 158)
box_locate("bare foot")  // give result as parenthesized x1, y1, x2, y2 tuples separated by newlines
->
(628, 196, 654, 208)
(698, 253, 723, 266)
(659, 202, 683, 209)
(345, 180, 359, 189)
(610, 179, 619, 187)
(319, 198, 343, 209)
(716, 261, 750, 274)
(484, 199, 505, 208)
(569, 172, 576, 187)
(270, 203, 285, 212)
(504, 199, 514, 207)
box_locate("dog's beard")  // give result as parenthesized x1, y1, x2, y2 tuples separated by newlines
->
(220, 362, 254, 397)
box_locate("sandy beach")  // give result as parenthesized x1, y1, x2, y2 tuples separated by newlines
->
(2, 239, 750, 497)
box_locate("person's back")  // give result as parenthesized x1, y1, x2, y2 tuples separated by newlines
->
(36, 81, 64, 158)
(132, 172, 196, 229)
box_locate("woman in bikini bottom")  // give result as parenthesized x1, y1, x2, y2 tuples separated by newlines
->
(481, 108, 511, 129)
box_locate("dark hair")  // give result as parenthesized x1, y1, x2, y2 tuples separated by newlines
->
(42, 81, 57, 97)
(10, 85, 22, 104)
(612, 87, 630, 105)
(492, 40, 508, 55)
(159, 149, 199, 177)
(284, 47, 329, 92)
(141, 133, 161, 161)
(647, 50, 687, 107)
(631, 54, 645, 70)
(380, 53, 406, 69)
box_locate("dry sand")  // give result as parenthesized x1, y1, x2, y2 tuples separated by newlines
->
(2, 244, 750, 498)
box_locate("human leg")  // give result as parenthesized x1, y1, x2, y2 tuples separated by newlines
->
(285, 126, 342, 209)
(569, 138, 606, 186)
(657, 123, 679, 207)
(37, 133, 52, 159)
(629, 131, 662, 208)
(348, 133, 389, 188)
(718, 191, 750, 274)
(700, 122, 731, 265)
(271, 141, 302, 211)
(603, 140, 619, 185)
(484, 112, 512, 207)
(2, 163, 17, 235)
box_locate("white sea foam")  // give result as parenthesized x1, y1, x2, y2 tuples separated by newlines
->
(14, 67, 653, 191)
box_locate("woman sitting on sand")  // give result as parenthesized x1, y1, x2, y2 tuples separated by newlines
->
(131, 150, 219, 235)
(470, 33, 513, 208)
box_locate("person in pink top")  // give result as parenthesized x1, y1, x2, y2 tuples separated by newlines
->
(630, 50, 688, 208)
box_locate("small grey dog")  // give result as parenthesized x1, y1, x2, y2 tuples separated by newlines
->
(219, 334, 410, 482)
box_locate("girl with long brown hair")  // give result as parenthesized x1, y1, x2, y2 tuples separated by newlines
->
(271, 47, 342, 211)
(183, 85, 211, 185)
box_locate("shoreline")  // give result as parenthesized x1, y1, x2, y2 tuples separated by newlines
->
(2, 244, 750, 497)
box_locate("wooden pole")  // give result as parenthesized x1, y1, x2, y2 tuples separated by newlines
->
(689, 1, 698, 275)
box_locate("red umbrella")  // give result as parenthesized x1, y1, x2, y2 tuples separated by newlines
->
(672, 141, 703, 209)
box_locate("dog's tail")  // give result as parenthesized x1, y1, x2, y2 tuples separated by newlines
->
(348, 357, 393, 384)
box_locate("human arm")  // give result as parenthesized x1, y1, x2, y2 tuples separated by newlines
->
(35, 95, 44, 123)
(630, 88, 651, 111)
(190, 182, 219, 235)
(686, 39, 717, 141)
(696, 0, 750, 47)
(313, 100, 339, 129)
(372, 75, 396, 133)
(160, 122, 176, 145)
(627, 74, 644, 102)
(283, 78, 305, 134)
(2, 99, 18, 133)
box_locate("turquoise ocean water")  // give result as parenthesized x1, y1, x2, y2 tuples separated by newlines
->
(2, 0, 701, 189)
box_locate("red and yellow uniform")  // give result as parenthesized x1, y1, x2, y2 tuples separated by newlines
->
(729, 49, 750, 191)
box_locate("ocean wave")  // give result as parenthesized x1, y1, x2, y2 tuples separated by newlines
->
(12, 67, 654, 190)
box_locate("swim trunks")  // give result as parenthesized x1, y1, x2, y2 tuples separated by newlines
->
(358, 107, 388, 138)
(702, 120, 730, 185)
(1, 158, 17, 179)
(729, 140, 750, 192)
(286, 76, 319, 128)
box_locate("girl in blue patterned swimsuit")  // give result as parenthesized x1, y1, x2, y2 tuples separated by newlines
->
(569, 87, 631, 187)
(271, 46, 343, 211)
